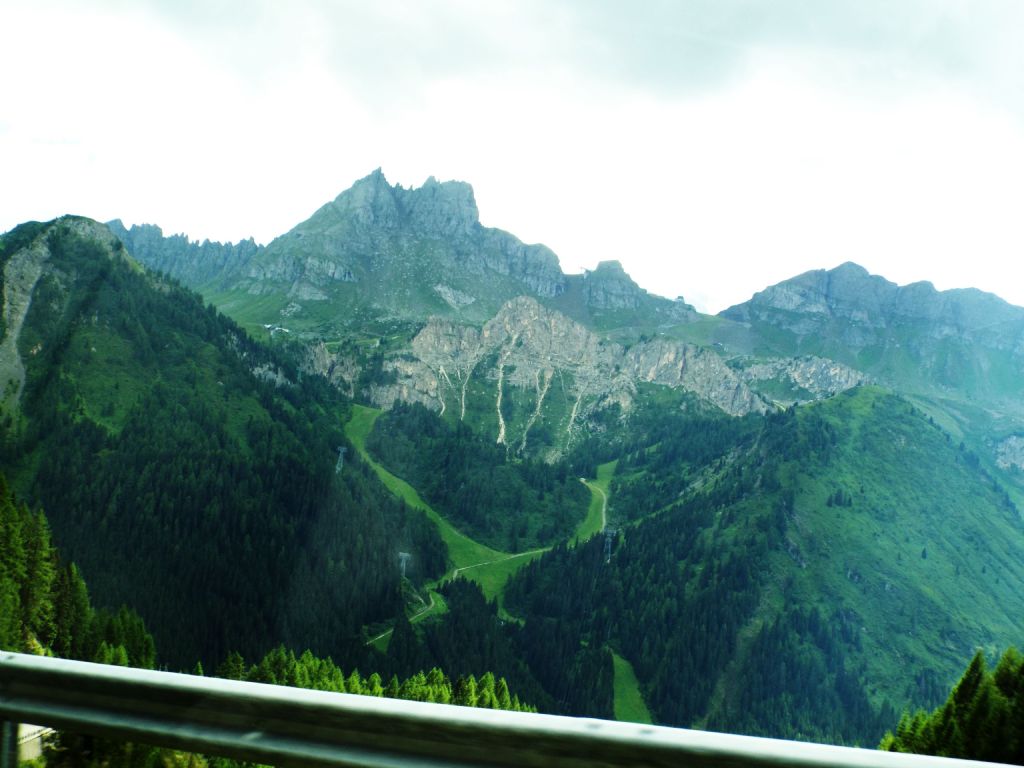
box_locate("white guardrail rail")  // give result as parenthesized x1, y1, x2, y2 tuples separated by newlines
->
(0, 651, 1006, 768)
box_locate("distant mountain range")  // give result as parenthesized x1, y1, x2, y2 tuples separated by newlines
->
(107, 170, 1024, 461)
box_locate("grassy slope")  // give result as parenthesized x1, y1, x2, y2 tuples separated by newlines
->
(574, 460, 616, 544)
(346, 406, 617, 604)
(345, 405, 502, 572)
(611, 651, 654, 724)
(736, 387, 1024, 708)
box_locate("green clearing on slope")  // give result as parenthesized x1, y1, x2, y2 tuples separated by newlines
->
(611, 651, 653, 724)
(346, 405, 617, 603)
(575, 460, 616, 544)
(346, 405, 502, 570)
(346, 405, 516, 598)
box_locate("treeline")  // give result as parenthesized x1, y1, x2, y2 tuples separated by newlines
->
(219, 643, 535, 711)
(382, 579, 561, 714)
(2, 222, 447, 669)
(882, 648, 1024, 763)
(366, 401, 588, 551)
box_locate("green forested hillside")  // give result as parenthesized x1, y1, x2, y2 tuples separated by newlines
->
(881, 647, 1024, 764)
(505, 387, 1024, 744)
(0, 219, 446, 668)
(0, 473, 155, 667)
(365, 401, 589, 551)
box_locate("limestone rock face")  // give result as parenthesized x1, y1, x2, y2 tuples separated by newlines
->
(366, 297, 767, 451)
(997, 436, 1024, 471)
(737, 356, 872, 403)
(106, 219, 261, 288)
(248, 170, 568, 303)
(725, 262, 1024, 349)
(582, 261, 644, 310)
(303, 341, 360, 398)
(110, 170, 699, 332)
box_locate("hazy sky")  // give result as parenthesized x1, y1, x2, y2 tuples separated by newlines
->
(3, 0, 1023, 312)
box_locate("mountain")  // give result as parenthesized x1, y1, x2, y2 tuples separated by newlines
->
(0, 217, 447, 668)
(504, 386, 1024, 744)
(10, 174, 1024, 751)
(105, 219, 260, 286)
(720, 262, 1024, 416)
(111, 170, 695, 340)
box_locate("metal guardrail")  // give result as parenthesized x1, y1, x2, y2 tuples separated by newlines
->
(0, 651, 1005, 768)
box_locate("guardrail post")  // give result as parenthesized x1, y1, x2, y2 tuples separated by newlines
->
(0, 720, 17, 768)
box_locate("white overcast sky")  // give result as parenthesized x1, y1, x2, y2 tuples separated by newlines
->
(3, 0, 1024, 313)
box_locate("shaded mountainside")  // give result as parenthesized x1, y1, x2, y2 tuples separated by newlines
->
(504, 387, 1024, 744)
(0, 217, 447, 668)
(721, 262, 1024, 414)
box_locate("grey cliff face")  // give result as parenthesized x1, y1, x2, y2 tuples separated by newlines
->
(736, 356, 872, 403)
(724, 261, 1024, 348)
(720, 261, 1024, 409)
(997, 436, 1024, 471)
(107, 219, 261, 288)
(364, 297, 767, 452)
(253, 170, 567, 302)
(582, 261, 644, 310)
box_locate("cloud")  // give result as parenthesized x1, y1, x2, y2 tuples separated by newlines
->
(3, 0, 1023, 313)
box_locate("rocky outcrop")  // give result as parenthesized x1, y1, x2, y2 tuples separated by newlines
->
(1, 232, 50, 413)
(721, 261, 1024, 408)
(107, 220, 261, 288)
(581, 260, 644, 310)
(723, 262, 1024, 348)
(367, 297, 767, 450)
(997, 436, 1024, 471)
(108, 170, 702, 334)
(623, 339, 764, 414)
(736, 356, 871, 402)
(302, 341, 360, 398)
(251, 170, 568, 302)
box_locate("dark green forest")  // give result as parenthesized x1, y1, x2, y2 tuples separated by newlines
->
(1, 473, 535, 767)
(504, 389, 1022, 744)
(366, 401, 589, 551)
(0, 472, 155, 668)
(378, 578, 613, 718)
(1, 221, 447, 668)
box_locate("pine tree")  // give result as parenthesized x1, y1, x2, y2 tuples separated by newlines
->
(21, 508, 56, 644)
(216, 651, 246, 680)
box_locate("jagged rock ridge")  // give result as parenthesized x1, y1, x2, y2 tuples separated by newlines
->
(721, 261, 1024, 409)
(110, 170, 695, 332)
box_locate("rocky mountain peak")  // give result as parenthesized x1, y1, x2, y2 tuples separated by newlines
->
(582, 259, 645, 309)
(399, 175, 479, 237)
(306, 170, 481, 238)
(724, 261, 1023, 333)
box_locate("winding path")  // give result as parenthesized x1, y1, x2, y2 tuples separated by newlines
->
(365, 592, 437, 647)
(451, 548, 549, 580)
